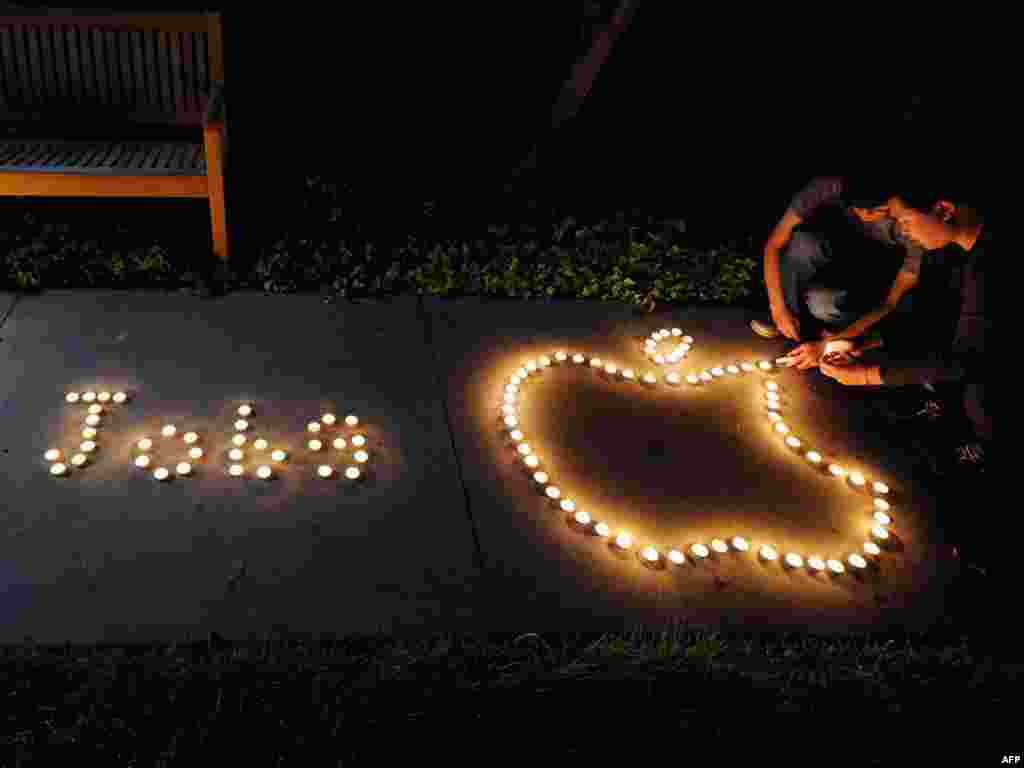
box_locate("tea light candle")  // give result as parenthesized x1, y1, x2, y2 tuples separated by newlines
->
(871, 525, 889, 541)
(759, 361, 772, 370)
(848, 554, 867, 570)
(308, 439, 323, 451)
(668, 549, 685, 564)
(354, 450, 368, 463)
(229, 448, 244, 461)
(510, 376, 522, 385)
(234, 420, 248, 432)
(645, 340, 657, 350)
(726, 365, 740, 374)
(85, 415, 101, 427)
(827, 559, 845, 574)
(184, 432, 199, 444)
(44, 448, 62, 462)
(654, 354, 665, 365)
(807, 556, 826, 572)
(71, 453, 87, 467)
(687, 374, 700, 385)
(711, 367, 724, 377)
(82, 428, 97, 440)
(137, 438, 153, 451)
(113, 392, 128, 404)
(318, 465, 333, 478)
(615, 532, 633, 550)
(237, 404, 253, 417)
(229, 464, 244, 476)
(595, 522, 611, 538)
(505, 384, 518, 395)
(555, 351, 567, 362)
(526, 360, 538, 372)
(560, 499, 576, 513)
(257, 466, 272, 480)
(784, 553, 804, 568)
(683, 336, 694, 344)
(333, 437, 347, 450)
(66, 392, 80, 403)
(698, 371, 711, 382)
(322, 413, 336, 426)
(80, 441, 96, 453)
(254, 439, 269, 451)
(50, 462, 68, 476)
(517, 443, 531, 456)
(504, 416, 518, 428)
(666, 372, 680, 385)
(82, 391, 97, 403)
(307, 422, 321, 434)
(872, 482, 889, 495)
(573, 354, 585, 364)
(162, 425, 176, 438)
(88, 404, 103, 415)
(766, 402, 781, 411)
(806, 451, 822, 464)
(574, 510, 591, 526)
(524, 454, 539, 468)
(176, 462, 191, 476)
(271, 450, 287, 462)
(532, 471, 549, 485)
(643, 373, 657, 384)
(345, 467, 361, 480)
(759, 545, 779, 561)
(765, 382, 779, 392)
(679, 344, 691, 354)
(135, 455, 151, 468)
(154, 467, 170, 481)
(767, 412, 782, 423)
(642, 546, 659, 563)
(590, 358, 603, 368)
(623, 369, 635, 380)
(690, 543, 710, 559)
(774, 422, 790, 434)
(517, 368, 529, 378)
(232, 434, 247, 447)
(765, 392, 780, 402)
(504, 393, 517, 404)
(189, 447, 204, 460)
(545, 486, 561, 500)
(874, 499, 890, 514)
(97, 391, 111, 403)
(849, 472, 866, 488)
(785, 436, 802, 449)
(828, 464, 846, 477)
(671, 328, 682, 337)
(604, 363, 617, 375)
(539, 356, 551, 367)
(711, 539, 728, 554)
(741, 362, 755, 372)
(873, 510, 891, 526)
(731, 536, 750, 552)
(351, 435, 366, 448)
(863, 542, 881, 556)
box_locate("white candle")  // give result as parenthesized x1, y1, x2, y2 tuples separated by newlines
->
(229, 464, 244, 476)
(555, 351, 567, 362)
(66, 392, 80, 403)
(112, 392, 128, 404)
(827, 559, 845, 574)
(687, 374, 700, 385)
(683, 336, 694, 344)
(808, 556, 826, 572)
(573, 354, 585, 364)
(539, 356, 551, 367)
(765, 382, 779, 392)
(871, 525, 889, 541)
(504, 416, 518, 428)
(189, 447, 204, 460)
(848, 554, 867, 569)
(526, 360, 537, 372)
(234, 420, 248, 432)
(545, 486, 561, 499)
(643, 373, 657, 384)
(254, 439, 269, 451)
(184, 432, 199, 444)
(80, 441, 96, 453)
(668, 549, 685, 564)
(50, 462, 68, 476)
(767, 412, 782, 423)
(711, 539, 728, 554)
(85, 415, 101, 427)
(82, 391, 97, 403)
(533, 471, 548, 485)
(82, 428, 97, 440)
(726, 365, 739, 374)
(594, 522, 611, 538)
(345, 467, 361, 480)
(874, 499, 890, 514)
(615, 532, 633, 549)
(44, 448, 61, 462)
(176, 462, 191, 476)
(829, 464, 846, 477)
(654, 354, 665, 365)
(517, 367, 529, 378)
(590, 358, 603, 368)
(71, 453, 87, 467)
(560, 499, 576, 513)
(766, 392, 780, 402)
(690, 543, 710, 559)
(872, 482, 889, 495)
(258, 466, 272, 479)
(774, 422, 790, 434)
(642, 546, 659, 563)
(849, 472, 866, 487)
(88, 404, 103, 415)
(354, 450, 369, 463)
(318, 465, 333, 478)
(759, 361, 772, 370)
(741, 362, 755, 372)
(524, 454, 539, 468)
(731, 536, 750, 552)
(766, 402, 781, 411)
(517, 443, 531, 456)
(873, 510, 891, 526)
(307, 421, 321, 433)
(666, 373, 680, 385)
(760, 545, 778, 561)
(135, 455, 151, 468)
(308, 439, 322, 451)
(229, 448, 244, 461)
(784, 553, 803, 568)
(237, 404, 253, 417)
(785, 436, 802, 448)
(505, 384, 518, 395)
(671, 328, 682, 337)
(154, 467, 170, 481)
(232, 434, 247, 447)
(510, 376, 522, 385)
(574, 510, 591, 526)
(711, 367, 724, 377)
(604, 363, 617, 375)
(504, 393, 517, 404)
(137, 438, 153, 451)
(699, 371, 711, 382)
(322, 413, 336, 426)
(623, 369, 635, 380)
(806, 451, 822, 464)
(271, 450, 287, 462)
(162, 425, 176, 438)
(333, 437, 347, 450)
(863, 541, 881, 556)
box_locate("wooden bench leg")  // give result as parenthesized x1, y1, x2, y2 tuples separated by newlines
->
(204, 125, 229, 263)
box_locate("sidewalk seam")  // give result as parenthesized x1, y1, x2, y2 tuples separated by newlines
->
(0, 293, 19, 333)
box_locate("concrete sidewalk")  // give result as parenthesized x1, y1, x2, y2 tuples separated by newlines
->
(0, 290, 956, 643)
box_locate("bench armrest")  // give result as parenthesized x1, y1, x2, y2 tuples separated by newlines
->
(203, 81, 225, 129)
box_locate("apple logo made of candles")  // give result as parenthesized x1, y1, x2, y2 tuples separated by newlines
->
(503, 328, 893, 578)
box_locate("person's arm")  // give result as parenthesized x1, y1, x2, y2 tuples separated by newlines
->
(763, 208, 802, 309)
(828, 268, 919, 341)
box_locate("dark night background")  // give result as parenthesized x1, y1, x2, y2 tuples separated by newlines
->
(2, 2, 1001, 237)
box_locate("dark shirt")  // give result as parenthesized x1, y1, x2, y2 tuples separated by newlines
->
(878, 221, 989, 387)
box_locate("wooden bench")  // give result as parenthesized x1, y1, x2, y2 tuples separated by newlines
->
(0, 8, 230, 262)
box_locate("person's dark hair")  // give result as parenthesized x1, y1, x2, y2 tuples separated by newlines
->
(843, 170, 969, 214)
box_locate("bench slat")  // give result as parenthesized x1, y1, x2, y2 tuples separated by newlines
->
(0, 139, 205, 175)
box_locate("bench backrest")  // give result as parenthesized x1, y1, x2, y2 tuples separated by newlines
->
(0, 8, 223, 129)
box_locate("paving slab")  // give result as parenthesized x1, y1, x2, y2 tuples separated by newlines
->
(429, 297, 956, 636)
(0, 291, 480, 643)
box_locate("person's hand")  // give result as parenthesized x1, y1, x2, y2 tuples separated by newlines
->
(820, 360, 883, 386)
(779, 340, 825, 370)
(820, 328, 839, 340)
(770, 301, 801, 341)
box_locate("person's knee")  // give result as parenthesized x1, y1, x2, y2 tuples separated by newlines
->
(804, 286, 844, 323)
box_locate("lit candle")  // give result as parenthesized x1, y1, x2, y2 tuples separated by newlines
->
(785, 436, 802, 449)
(766, 402, 780, 411)
(659, 329, 670, 338)
(82, 391, 97, 403)
(697, 371, 710, 382)
(88, 404, 103, 415)
(505, 384, 518, 395)
(741, 362, 755, 372)
(690, 543, 710, 559)
(616, 532, 633, 550)
(828, 464, 846, 477)
(555, 351, 567, 362)
(767, 412, 782, 423)
(573, 354, 585, 364)
(642, 546, 659, 563)
(162, 425, 176, 438)
(85, 415, 101, 427)
(679, 344, 691, 355)
(545, 486, 561, 500)
(574, 510, 591, 526)
(827, 559, 845, 574)
(322, 413, 336, 426)
(760, 545, 779, 561)
(517, 367, 529, 378)
(504, 416, 517, 428)
(354, 450, 368, 463)
(524, 455, 539, 468)
(711, 367, 724, 377)
(560, 499, 576, 513)
(345, 467, 361, 480)
(504, 393, 517, 404)
(80, 441, 96, 453)
(154, 467, 170, 481)
(184, 432, 199, 444)
(873, 510, 891, 526)
(271, 450, 287, 462)
(806, 451, 822, 464)
(874, 499, 890, 514)
(848, 554, 867, 570)
(517, 443, 531, 456)
(113, 392, 128, 404)
(765, 382, 779, 392)
(189, 447, 204, 460)
(71, 453, 87, 467)
(238, 404, 253, 417)
(526, 360, 537, 372)
(229, 448, 244, 461)
(510, 376, 522, 385)
(774, 422, 790, 434)
(872, 482, 889, 495)
(671, 328, 682, 337)
(687, 373, 700, 384)
(333, 437, 347, 450)
(50, 462, 68, 476)
(176, 462, 191, 476)
(871, 525, 889, 541)
(683, 336, 694, 344)
(807, 556, 826, 572)
(594, 522, 611, 538)
(759, 361, 772, 370)
(863, 541, 881, 556)
(258, 466, 272, 480)
(666, 372, 680, 385)
(765, 392, 780, 402)
(645, 340, 657, 350)
(590, 358, 603, 368)
(726, 365, 739, 374)
(308, 439, 322, 451)
(711, 539, 728, 554)
(731, 536, 750, 552)
(622, 369, 635, 380)
(784, 553, 803, 568)
(82, 428, 97, 440)
(353, 437, 368, 451)
(318, 465, 334, 478)
(137, 438, 153, 451)
(604, 363, 617, 375)
(307, 421, 321, 434)
(232, 434, 247, 447)
(254, 439, 269, 451)
(668, 549, 685, 564)
(135, 455, 151, 468)
(511, 430, 524, 442)
(849, 472, 866, 488)
(234, 420, 248, 432)
(97, 391, 111, 402)
(643, 373, 657, 384)
(539, 356, 551, 367)
(229, 464, 244, 477)
(44, 448, 62, 462)
(533, 471, 549, 485)
(66, 392, 80, 403)
(654, 354, 665, 365)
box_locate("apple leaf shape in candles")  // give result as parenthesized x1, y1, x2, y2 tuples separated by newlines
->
(494, 330, 901, 586)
